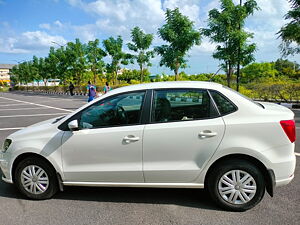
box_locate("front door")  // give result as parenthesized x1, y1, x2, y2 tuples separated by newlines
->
(61, 91, 146, 183)
(143, 89, 225, 183)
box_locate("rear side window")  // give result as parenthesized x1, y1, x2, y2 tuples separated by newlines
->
(152, 89, 218, 123)
(210, 91, 237, 115)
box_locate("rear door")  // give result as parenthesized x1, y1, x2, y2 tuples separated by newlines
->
(143, 89, 225, 183)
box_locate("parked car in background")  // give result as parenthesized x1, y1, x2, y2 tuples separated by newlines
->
(0, 81, 296, 211)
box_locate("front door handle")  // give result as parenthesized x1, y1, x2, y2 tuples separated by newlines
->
(123, 135, 140, 143)
(199, 130, 217, 138)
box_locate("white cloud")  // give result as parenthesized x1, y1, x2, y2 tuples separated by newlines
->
(54, 20, 63, 28)
(163, 0, 201, 25)
(66, 0, 202, 41)
(39, 20, 64, 30)
(39, 23, 51, 30)
(0, 31, 67, 53)
(73, 24, 97, 42)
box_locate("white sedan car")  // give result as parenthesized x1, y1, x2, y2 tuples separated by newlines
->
(0, 81, 296, 211)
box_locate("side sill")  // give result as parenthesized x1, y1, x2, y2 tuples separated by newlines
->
(63, 182, 204, 189)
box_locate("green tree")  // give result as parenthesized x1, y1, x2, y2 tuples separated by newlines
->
(54, 46, 70, 84)
(45, 47, 61, 84)
(156, 8, 201, 81)
(103, 36, 131, 84)
(274, 58, 300, 79)
(85, 39, 107, 84)
(37, 57, 51, 86)
(9, 65, 20, 84)
(16, 62, 34, 86)
(241, 62, 278, 83)
(127, 26, 154, 82)
(32, 56, 42, 85)
(278, 0, 300, 56)
(201, 0, 259, 88)
(65, 38, 87, 85)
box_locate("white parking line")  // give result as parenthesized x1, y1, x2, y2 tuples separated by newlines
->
(295, 153, 300, 157)
(0, 113, 67, 118)
(0, 103, 29, 107)
(0, 107, 46, 111)
(0, 96, 73, 112)
(0, 127, 24, 131)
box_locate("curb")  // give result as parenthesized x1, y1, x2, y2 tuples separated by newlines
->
(278, 102, 300, 109)
(11, 90, 88, 99)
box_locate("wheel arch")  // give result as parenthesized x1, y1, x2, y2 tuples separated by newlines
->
(11, 152, 61, 184)
(204, 153, 275, 197)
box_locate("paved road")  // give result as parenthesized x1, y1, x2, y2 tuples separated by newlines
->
(0, 92, 299, 225)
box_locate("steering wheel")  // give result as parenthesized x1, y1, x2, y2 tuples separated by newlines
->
(115, 105, 128, 124)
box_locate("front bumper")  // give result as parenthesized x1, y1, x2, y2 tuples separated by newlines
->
(0, 152, 13, 184)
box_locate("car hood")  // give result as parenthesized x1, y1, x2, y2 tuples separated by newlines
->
(8, 116, 62, 140)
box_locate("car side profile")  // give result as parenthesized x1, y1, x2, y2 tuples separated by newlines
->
(0, 81, 296, 211)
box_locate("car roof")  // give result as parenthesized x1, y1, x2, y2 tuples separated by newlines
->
(107, 81, 223, 95)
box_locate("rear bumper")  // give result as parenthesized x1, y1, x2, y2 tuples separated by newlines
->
(275, 174, 294, 187)
(273, 154, 296, 187)
(261, 143, 296, 188)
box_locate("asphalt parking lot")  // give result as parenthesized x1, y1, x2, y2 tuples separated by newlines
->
(0, 91, 299, 225)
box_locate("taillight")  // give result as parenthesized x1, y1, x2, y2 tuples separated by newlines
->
(280, 120, 296, 143)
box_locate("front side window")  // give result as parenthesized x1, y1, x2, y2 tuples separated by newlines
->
(152, 89, 218, 123)
(79, 91, 145, 129)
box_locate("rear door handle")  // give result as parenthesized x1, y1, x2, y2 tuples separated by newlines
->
(199, 130, 217, 138)
(123, 135, 140, 143)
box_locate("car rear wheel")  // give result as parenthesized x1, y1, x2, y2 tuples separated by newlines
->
(207, 159, 265, 211)
(15, 157, 58, 199)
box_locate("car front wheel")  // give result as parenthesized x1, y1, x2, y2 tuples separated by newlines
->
(207, 159, 265, 211)
(15, 157, 58, 199)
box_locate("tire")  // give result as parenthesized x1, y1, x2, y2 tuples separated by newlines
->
(15, 157, 58, 200)
(207, 159, 265, 211)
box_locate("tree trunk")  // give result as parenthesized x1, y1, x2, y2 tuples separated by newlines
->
(115, 69, 118, 85)
(140, 64, 143, 83)
(236, 62, 240, 92)
(174, 62, 180, 81)
(76, 72, 80, 85)
(93, 71, 96, 84)
(236, 0, 242, 92)
(227, 61, 232, 88)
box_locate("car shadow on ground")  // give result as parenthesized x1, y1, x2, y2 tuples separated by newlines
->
(0, 180, 221, 211)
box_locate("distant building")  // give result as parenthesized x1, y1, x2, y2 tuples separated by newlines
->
(0, 64, 16, 82)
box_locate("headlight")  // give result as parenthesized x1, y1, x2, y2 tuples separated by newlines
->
(2, 139, 12, 153)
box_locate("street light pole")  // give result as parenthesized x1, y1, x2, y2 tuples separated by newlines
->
(51, 41, 66, 47)
(12, 60, 26, 64)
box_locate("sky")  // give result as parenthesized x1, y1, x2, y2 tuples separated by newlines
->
(0, 0, 299, 75)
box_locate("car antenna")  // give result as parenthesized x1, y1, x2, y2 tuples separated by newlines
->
(209, 66, 222, 82)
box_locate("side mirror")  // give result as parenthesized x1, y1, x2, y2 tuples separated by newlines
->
(68, 120, 79, 131)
